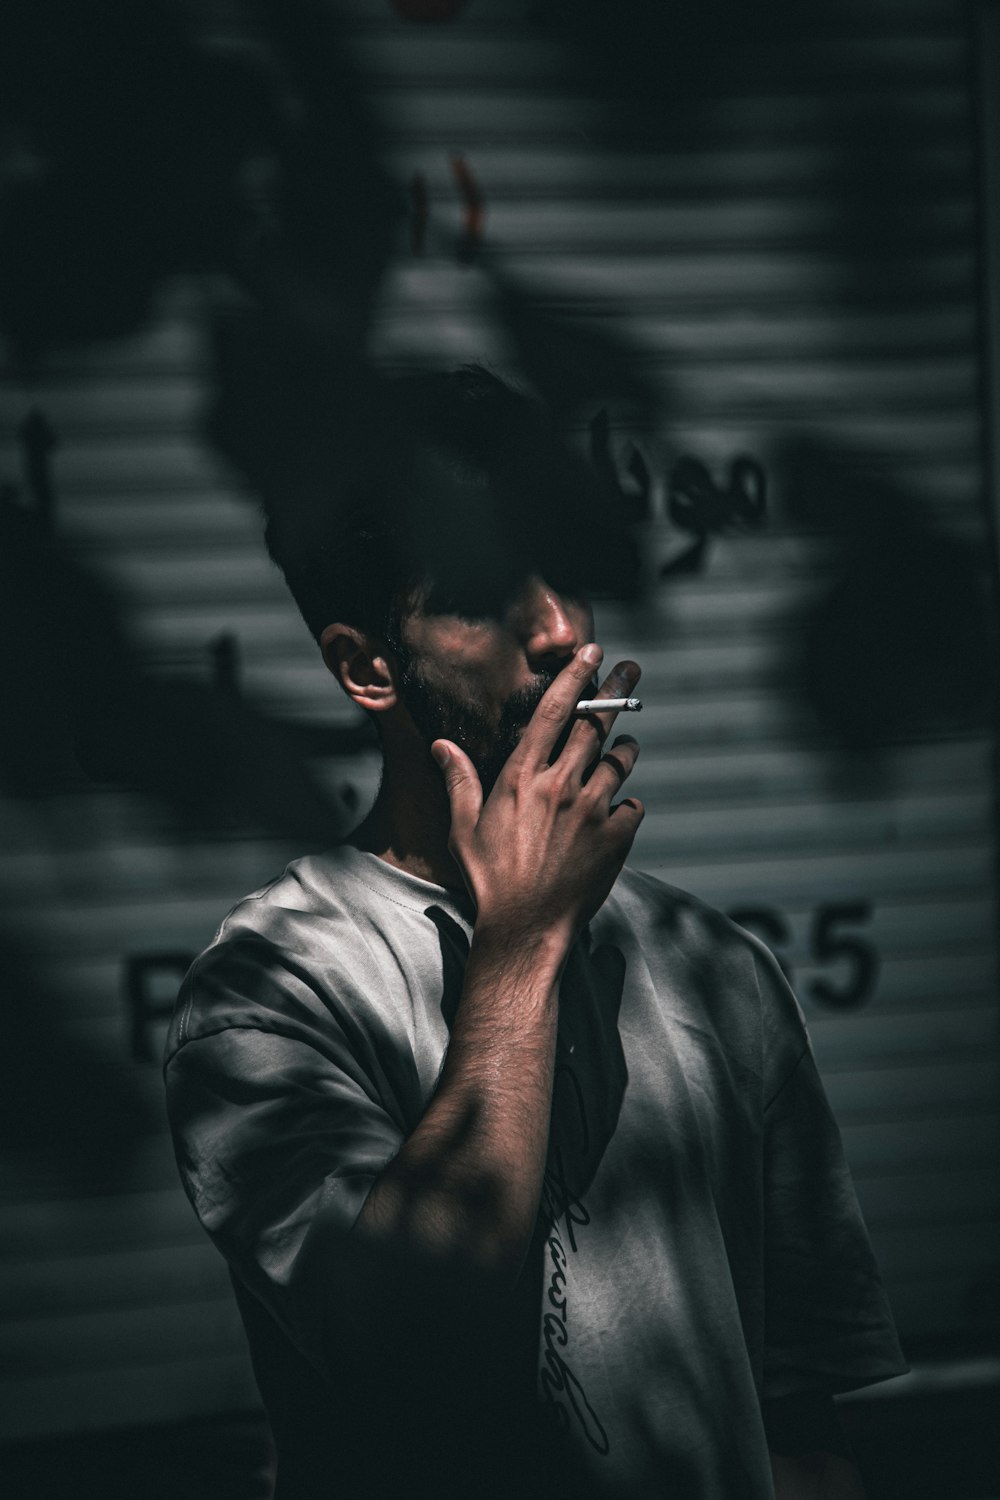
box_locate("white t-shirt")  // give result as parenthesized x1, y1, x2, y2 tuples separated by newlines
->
(165, 845, 905, 1498)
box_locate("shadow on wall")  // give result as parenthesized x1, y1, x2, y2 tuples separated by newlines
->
(0, 0, 649, 1187)
(0, 0, 395, 1195)
(778, 437, 996, 757)
(541, 0, 959, 315)
(0, 495, 367, 831)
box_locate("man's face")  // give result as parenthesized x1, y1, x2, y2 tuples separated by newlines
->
(392, 574, 595, 794)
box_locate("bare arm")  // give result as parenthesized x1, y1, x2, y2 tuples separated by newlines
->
(356, 644, 643, 1279)
(356, 923, 563, 1275)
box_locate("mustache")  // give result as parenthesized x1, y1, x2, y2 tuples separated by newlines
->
(499, 668, 600, 731)
(496, 670, 603, 778)
(497, 668, 561, 733)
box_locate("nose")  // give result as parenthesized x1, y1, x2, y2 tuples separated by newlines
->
(516, 576, 585, 668)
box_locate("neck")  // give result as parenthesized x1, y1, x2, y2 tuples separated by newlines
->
(348, 720, 466, 891)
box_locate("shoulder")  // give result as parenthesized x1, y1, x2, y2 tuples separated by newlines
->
(603, 865, 769, 973)
(165, 846, 393, 1062)
(601, 865, 809, 1078)
(165, 844, 470, 1069)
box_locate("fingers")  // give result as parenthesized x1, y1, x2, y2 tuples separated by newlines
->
(563, 658, 641, 773)
(518, 642, 606, 764)
(515, 647, 642, 766)
(609, 795, 645, 835)
(431, 740, 483, 844)
(587, 734, 641, 803)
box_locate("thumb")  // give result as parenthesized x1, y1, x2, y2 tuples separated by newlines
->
(431, 739, 482, 839)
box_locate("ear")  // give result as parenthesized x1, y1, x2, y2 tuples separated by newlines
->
(319, 623, 399, 713)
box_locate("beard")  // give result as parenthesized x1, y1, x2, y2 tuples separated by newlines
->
(396, 656, 561, 796)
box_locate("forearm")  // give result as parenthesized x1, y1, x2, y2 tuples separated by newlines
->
(356, 922, 565, 1278)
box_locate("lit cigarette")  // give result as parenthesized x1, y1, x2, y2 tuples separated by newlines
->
(574, 697, 643, 714)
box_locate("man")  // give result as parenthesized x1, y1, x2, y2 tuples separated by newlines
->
(165, 368, 906, 1499)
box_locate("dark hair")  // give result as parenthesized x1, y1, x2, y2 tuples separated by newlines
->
(262, 364, 634, 643)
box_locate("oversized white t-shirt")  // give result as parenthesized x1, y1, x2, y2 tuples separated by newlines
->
(165, 845, 905, 1498)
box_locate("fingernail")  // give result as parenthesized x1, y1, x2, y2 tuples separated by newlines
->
(579, 643, 603, 667)
(431, 743, 449, 768)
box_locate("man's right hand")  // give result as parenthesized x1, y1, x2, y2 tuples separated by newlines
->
(431, 642, 644, 961)
(359, 643, 643, 1277)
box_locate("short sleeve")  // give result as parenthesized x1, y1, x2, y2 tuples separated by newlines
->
(762, 1040, 908, 1398)
(165, 955, 406, 1378)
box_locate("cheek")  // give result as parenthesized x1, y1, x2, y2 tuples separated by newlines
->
(408, 618, 497, 659)
(444, 648, 520, 706)
(407, 623, 517, 697)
